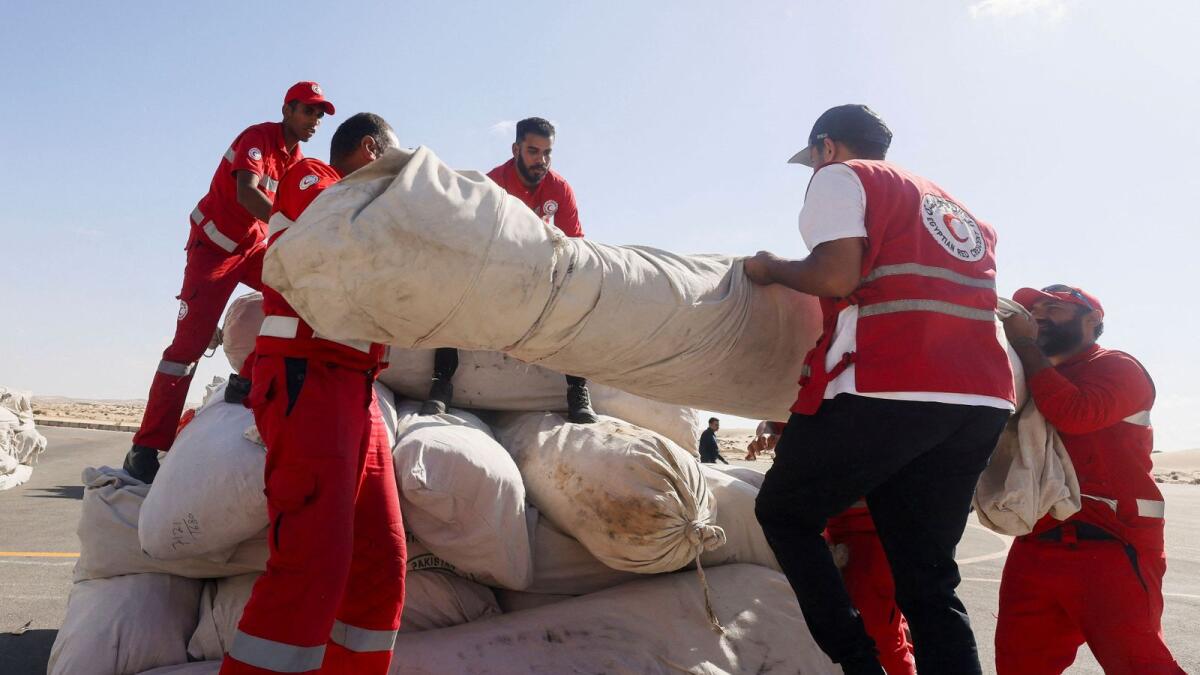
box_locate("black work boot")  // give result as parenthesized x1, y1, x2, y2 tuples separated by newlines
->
(567, 381, 599, 424)
(224, 373, 252, 405)
(122, 445, 161, 484)
(420, 378, 453, 416)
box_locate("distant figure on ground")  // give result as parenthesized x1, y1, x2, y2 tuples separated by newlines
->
(422, 117, 597, 424)
(995, 284, 1183, 674)
(745, 420, 785, 460)
(220, 113, 405, 675)
(699, 417, 728, 464)
(124, 82, 333, 483)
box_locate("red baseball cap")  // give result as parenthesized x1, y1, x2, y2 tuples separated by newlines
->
(1014, 284, 1104, 317)
(284, 81, 335, 115)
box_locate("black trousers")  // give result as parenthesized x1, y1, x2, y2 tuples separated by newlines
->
(433, 347, 586, 388)
(754, 394, 1007, 675)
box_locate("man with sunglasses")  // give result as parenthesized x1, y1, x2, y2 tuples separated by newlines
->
(745, 104, 1014, 674)
(996, 285, 1182, 674)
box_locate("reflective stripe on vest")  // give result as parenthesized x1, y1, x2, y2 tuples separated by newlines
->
(329, 620, 398, 653)
(261, 175, 279, 193)
(862, 263, 997, 290)
(268, 212, 295, 238)
(1123, 410, 1152, 426)
(156, 359, 196, 377)
(228, 630, 325, 673)
(190, 207, 205, 225)
(858, 299, 995, 322)
(850, 499, 867, 509)
(1082, 493, 1165, 519)
(259, 315, 373, 354)
(224, 147, 235, 163)
(203, 221, 239, 253)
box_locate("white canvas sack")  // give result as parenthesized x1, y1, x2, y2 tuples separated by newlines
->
(393, 401, 533, 590)
(263, 146, 822, 421)
(385, 564, 838, 675)
(76, 466, 266, 582)
(48, 573, 203, 675)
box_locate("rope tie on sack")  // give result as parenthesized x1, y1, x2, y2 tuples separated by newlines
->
(686, 520, 728, 635)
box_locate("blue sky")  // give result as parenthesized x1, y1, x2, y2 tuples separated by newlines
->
(2, 1, 1197, 449)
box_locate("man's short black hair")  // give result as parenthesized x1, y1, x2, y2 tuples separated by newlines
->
(708, 417, 719, 425)
(839, 138, 889, 160)
(330, 113, 395, 163)
(516, 117, 555, 143)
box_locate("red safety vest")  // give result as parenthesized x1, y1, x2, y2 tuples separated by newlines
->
(792, 160, 1014, 414)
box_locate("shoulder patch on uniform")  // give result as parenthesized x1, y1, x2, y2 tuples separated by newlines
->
(299, 174, 320, 191)
(920, 193, 985, 262)
(248, 147, 263, 161)
(543, 199, 559, 215)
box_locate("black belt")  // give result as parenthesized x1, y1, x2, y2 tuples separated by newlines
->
(1035, 522, 1116, 543)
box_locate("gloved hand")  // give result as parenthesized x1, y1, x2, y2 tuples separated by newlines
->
(224, 373, 252, 405)
(122, 445, 161, 484)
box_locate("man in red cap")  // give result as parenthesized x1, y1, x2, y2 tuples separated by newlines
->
(221, 113, 405, 675)
(422, 116, 598, 423)
(996, 284, 1183, 674)
(124, 82, 334, 482)
(746, 104, 1014, 675)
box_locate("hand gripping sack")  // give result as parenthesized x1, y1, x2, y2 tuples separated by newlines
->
(393, 401, 533, 589)
(263, 146, 822, 421)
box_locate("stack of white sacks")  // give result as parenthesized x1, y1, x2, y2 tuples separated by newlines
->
(49, 293, 839, 675)
(0, 386, 48, 490)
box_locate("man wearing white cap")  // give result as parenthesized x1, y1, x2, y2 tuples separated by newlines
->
(746, 104, 1014, 674)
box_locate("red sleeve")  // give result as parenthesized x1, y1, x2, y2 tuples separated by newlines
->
(554, 180, 583, 238)
(1028, 352, 1154, 435)
(229, 126, 269, 178)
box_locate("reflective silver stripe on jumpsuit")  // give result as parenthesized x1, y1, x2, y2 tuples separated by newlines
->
(228, 630, 325, 673)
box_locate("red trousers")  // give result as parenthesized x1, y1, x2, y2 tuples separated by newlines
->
(133, 228, 264, 451)
(221, 355, 406, 674)
(826, 508, 917, 675)
(996, 535, 1183, 674)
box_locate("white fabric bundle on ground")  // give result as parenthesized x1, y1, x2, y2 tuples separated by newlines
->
(379, 349, 703, 452)
(386, 564, 838, 675)
(220, 292, 264, 372)
(76, 466, 267, 582)
(495, 412, 723, 575)
(263, 146, 822, 420)
(974, 400, 1081, 535)
(698, 465, 779, 571)
(0, 385, 47, 490)
(140, 382, 397, 561)
(705, 463, 766, 489)
(393, 401, 533, 589)
(48, 573, 203, 675)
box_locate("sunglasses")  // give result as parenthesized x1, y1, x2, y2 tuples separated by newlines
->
(1042, 284, 1094, 312)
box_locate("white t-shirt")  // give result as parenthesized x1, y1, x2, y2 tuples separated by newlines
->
(798, 164, 1012, 411)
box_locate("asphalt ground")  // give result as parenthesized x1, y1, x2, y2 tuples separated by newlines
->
(2, 428, 1197, 674)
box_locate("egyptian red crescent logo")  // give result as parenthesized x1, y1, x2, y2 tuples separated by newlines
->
(943, 214, 970, 243)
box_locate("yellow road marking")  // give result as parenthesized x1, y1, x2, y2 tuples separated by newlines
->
(0, 552, 80, 558)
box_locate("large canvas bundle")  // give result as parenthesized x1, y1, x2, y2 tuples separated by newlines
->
(75, 466, 267, 582)
(495, 412, 723, 575)
(263, 146, 822, 420)
(698, 465, 778, 571)
(393, 402, 533, 589)
(385, 564, 838, 675)
(48, 573, 203, 675)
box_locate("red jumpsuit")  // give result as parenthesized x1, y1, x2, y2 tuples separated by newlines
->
(995, 344, 1182, 674)
(134, 122, 303, 451)
(487, 158, 584, 237)
(221, 158, 406, 675)
(827, 505, 916, 675)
